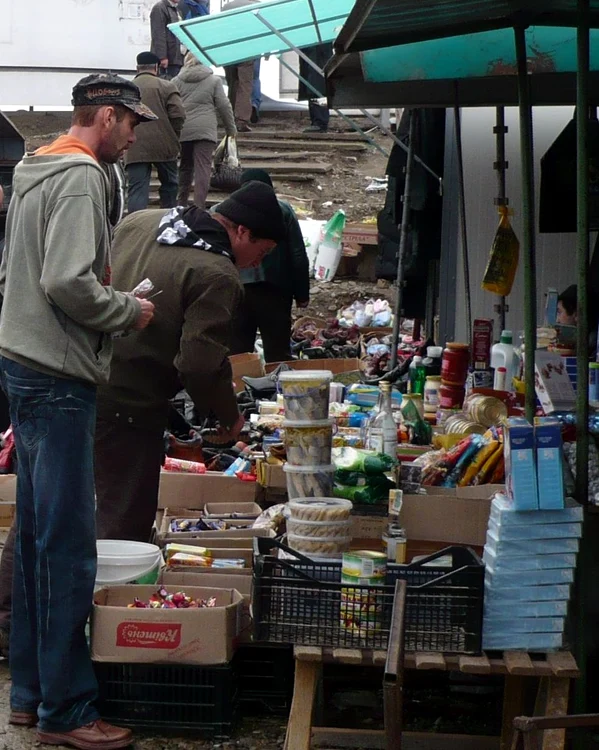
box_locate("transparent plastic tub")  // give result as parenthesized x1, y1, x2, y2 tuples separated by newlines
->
(278, 370, 333, 421)
(287, 517, 352, 538)
(283, 465, 336, 500)
(283, 419, 334, 465)
(287, 533, 352, 557)
(287, 496, 353, 522)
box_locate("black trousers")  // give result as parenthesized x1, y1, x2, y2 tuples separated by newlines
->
(94, 415, 165, 544)
(231, 282, 293, 364)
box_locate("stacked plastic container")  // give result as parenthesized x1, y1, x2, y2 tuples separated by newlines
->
(482, 494, 583, 651)
(279, 370, 335, 500)
(286, 497, 353, 558)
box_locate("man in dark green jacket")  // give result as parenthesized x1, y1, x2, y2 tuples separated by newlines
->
(229, 169, 310, 363)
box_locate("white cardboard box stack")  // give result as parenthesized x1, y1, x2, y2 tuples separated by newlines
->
(482, 493, 583, 650)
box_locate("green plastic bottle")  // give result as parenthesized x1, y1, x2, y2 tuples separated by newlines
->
(409, 356, 427, 395)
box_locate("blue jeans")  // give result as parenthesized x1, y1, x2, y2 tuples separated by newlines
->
(0, 356, 99, 732)
(126, 161, 178, 213)
(252, 58, 262, 111)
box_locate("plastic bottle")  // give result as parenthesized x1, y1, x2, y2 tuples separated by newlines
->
(409, 356, 426, 395)
(494, 366, 507, 391)
(490, 330, 519, 391)
(314, 210, 346, 282)
(366, 382, 398, 459)
(423, 346, 443, 376)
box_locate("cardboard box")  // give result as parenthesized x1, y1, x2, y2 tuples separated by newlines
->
(158, 471, 257, 509)
(265, 358, 360, 375)
(399, 485, 503, 548)
(204, 502, 261, 518)
(350, 514, 387, 545)
(160, 572, 253, 643)
(534, 418, 565, 510)
(165, 546, 253, 575)
(0, 475, 16, 527)
(91, 585, 243, 665)
(256, 460, 286, 489)
(158, 513, 272, 545)
(342, 223, 378, 246)
(504, 418, 538, 510)
(230, 353, 265, 393)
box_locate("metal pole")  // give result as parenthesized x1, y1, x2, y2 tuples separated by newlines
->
(494, 107, 509, 332)
(576, 0, 590, 507)
(390, 109, 416, 370)
(514, 25, 537, 423)
(254, 10, 442, 185)
(276, 55, 389, 158)
(454, 105, 472, 344)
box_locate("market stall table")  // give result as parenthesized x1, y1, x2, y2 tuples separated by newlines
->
(285, 646, 579, 750)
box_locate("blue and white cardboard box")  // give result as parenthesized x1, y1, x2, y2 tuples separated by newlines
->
(488, 517, 582, 541)
(483, 547, 576, 571)
(482, 631, 564, 651)
(534, 418, 565, 510)
(484, 581, 572, 602)
(485, 531, 580, 556)
(489, 494, 582, 526)
(504, 418, 538, 510)
(485, 565, 575, 587)
(484, 599, 568, 618)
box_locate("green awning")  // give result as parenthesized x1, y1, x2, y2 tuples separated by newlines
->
(334, 0, 599, 55)
(168, 0, 353, 67)
(361, 26, 599, 82)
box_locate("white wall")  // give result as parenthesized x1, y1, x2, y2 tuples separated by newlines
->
(453, 106, 587, 341)
(0, 0, 282, 109)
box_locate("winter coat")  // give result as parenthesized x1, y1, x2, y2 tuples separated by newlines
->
(125, 73, 186, 164)
(0, 139, 139, 384)
(173, 63, 236, 143)
(150, 0, 184, 67)
(97, 207, 242, 430)
(178, 0, 209, 18)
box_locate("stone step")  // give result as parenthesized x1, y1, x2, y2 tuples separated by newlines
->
(236, 138, 367, 153)
(239, 150, 322, 161)
(234, 129, 369, 143)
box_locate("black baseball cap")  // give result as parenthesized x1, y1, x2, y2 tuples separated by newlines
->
(217, 181, 286, 243)
(72, 73, 158, 122)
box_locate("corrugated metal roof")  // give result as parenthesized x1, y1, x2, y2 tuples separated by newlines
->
(169, 0, 352, 67)
(335, 0, 599, 54)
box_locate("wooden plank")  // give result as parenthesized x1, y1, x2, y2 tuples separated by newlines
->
(243, 160, 332, 174)
(541, 677, 570, 750)
(240, 150, 321, 161)
(459, 654, 492, 674)
(405, 653, 417, 670)
(235, 137, 368, 152)
(414, 652, 447, 671)
(331, 648, 364, 665)
(284, 659, 320, 750)
(505, 651, 536, 675)
(546, 652, 580, 678)
(502, 675, 526, 750)
(373, 650, 388, 666)
(312, 728, 500, 749)
(294, 646, 322, 662)
(236, 129, 369, 142)
(489, 658, 509, 675)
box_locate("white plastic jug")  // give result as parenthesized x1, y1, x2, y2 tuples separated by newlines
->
(491, 330, 519, 390)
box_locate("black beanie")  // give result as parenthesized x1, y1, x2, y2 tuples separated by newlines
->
(240, 168, 273, 189)
(216, 181, 286, 243)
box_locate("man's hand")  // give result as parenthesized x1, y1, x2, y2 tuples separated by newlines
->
(131, 299, 155, 330)
(160, 58, 169, 69)
(296, 300, 310, 309)
(215, 412, 245, 444)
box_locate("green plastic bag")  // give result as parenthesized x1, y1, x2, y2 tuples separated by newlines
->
(333, 448, 395, 475)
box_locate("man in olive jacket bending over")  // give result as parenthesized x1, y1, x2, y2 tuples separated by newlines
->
(94, 180, 285, 543)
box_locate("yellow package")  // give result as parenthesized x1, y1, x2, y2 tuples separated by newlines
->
(472, 444, 504, 485)
(164, 543, 211, 561)
(459, 440, 499, 487)
(482, 206, 520, 296)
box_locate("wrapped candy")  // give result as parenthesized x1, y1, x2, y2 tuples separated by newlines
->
(127, 587, 217, 609)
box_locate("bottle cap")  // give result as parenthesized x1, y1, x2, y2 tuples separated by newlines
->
(497, 367, 507, 372)
(427, 346, 443, 358)
(500, 330, 513, 344)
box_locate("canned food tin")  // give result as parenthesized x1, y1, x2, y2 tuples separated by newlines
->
(342, 550, 387, 580)
(382, 524, 407, 563)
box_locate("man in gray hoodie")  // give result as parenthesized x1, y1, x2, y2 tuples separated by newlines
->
(0, 74, 156, 750)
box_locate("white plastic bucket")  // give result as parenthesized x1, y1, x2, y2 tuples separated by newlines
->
(314, 240, 343, 282)
(96, 540, 162, 587)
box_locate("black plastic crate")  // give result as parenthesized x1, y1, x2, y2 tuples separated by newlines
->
(95, 662, 238, 734)
(235, 643, 294, 713)
(253, 540, 484, 654)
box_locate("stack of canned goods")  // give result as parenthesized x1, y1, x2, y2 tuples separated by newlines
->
(340, 550, 387, 638)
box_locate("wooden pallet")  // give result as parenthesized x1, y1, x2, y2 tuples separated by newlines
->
(289, 647, 579, 750)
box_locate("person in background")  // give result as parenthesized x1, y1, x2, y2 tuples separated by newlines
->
(251, 57, 262, 124)
(173, 52, 236, 208)
(150, 0, 184, 79)
(94, 182, 285, 544)
(178, 0, 209, 18)
(557, 283, 599, 355)
(125, 51, 186, 213)
(0, 73, 156, 750)
(224, 59, 255, 132)
(228, 168, 310, 363)
(298, 42, 333, 133)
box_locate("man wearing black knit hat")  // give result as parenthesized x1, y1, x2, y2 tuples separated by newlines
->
(226, 168, 310, 363)
(94, 181, 284, 543)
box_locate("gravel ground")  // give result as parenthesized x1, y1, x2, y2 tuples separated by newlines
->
(0, 660, 287, 749)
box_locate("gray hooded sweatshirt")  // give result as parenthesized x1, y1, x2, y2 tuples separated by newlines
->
(0, 149, 140, 384)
